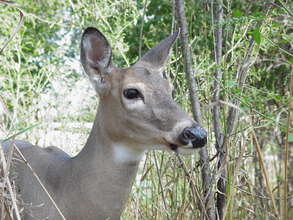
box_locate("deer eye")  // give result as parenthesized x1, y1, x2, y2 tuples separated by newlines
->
(123, 88, 142, 100)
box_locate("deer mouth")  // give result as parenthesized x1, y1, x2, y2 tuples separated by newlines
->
(164, 134, 207, 153)
(169, 143, 179, 151)
(168, 140, 206, 153)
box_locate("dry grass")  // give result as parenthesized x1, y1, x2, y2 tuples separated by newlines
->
(1, 0, 292, 219)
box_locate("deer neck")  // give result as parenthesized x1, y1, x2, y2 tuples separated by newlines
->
(65, 108, 144, 217)
(77, 107, 145, 163)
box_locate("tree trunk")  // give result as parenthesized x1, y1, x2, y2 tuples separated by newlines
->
(212, 0, 226, 219)
(175, 0, 216, 219)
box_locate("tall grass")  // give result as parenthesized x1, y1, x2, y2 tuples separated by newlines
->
(1, 0, 292, 219)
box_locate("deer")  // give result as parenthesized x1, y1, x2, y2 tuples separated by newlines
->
(2, 27, 207, 220)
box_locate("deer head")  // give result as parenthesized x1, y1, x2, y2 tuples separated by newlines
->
(80, 27, 207, 155)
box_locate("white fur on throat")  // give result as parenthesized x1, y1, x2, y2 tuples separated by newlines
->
(112, 143, 145, 163)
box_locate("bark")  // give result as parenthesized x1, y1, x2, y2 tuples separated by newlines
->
(211, 0, 225, 219)
(175, 0, 216, 219)
(212, 0, 223, 145)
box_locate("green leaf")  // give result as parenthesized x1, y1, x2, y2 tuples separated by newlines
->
(234, 88, 241, 94)
(253, 28, 262, 44)
(233, 9, 242, 17)
(288, 134, 293, 143)
(272, 23, 280, 28)
(280, 39, 290, 43)
(254, 11, 264, 16)
(274, 95, 282, 101)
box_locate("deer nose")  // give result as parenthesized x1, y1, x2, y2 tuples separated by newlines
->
(179, 125, 207, 148)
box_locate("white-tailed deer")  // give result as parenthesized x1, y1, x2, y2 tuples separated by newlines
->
(2, 27, 207, 220)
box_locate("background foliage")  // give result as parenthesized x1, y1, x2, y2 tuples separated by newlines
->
(0, 0, 292, 219)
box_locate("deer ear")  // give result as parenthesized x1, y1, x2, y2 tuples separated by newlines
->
(135, 30, 179, 75)
(80, 27, 112, 94)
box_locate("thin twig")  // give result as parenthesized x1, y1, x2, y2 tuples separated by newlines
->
(283, 99, 291, 220)
(222, 135, 246, 219)
(251, 130, 280, 219)
(175, 154, 209, 220)
(0, 1, 24, 54)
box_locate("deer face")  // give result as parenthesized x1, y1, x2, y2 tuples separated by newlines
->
(81, 27, 207, 154)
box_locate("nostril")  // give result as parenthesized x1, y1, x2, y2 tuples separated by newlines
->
(178, 128, 192, 145)
(179, 126, 208, 148)
(182, 128, 197, 141)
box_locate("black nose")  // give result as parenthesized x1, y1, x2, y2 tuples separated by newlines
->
(178, 126, 207, 148)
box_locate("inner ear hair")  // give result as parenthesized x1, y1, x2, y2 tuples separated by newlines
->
(89, 61, 110, 75)
(80, 27, 113, 95)
(81, 27, 112, 75)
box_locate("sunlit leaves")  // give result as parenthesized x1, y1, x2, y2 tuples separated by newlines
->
(252, 28, 262, 44)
